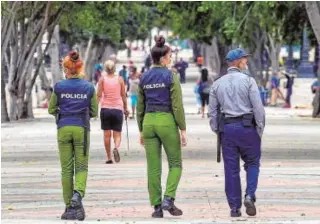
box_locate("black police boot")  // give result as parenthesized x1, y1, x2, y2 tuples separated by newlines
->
(230, 208, 241, 217)
(61, 207, 76, 220)
(71, 191, 85, 221)
(244, 195, 256, 216)
(151, 204, 163, 218)
(161, 196, 183, 216)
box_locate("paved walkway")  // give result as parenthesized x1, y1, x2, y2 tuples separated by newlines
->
(2, 54, 319, 223)
(1, 115, 320, 224)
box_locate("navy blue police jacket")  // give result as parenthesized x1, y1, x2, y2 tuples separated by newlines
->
(54, 78, 95, 129)
(139, 66, 173, 112)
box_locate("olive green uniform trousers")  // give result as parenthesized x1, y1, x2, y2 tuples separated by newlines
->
(143, 112, 182, 206)
(58, 126, 89, 207)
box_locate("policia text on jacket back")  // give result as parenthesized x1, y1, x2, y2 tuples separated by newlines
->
(208, 48, 265, 218)
(48, 51, 98, 221)
(136, 36, 187, 218)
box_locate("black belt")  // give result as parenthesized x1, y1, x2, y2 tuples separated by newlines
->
(224, 116, 243, 124)
(224, 114, 256, 127)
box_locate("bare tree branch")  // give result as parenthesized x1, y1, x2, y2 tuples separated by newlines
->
(17, 2, 52, 93)
(236, 4, 253, 32)
(1, 1, 18, 62)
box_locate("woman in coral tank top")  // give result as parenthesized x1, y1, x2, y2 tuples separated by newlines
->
(97, 60, 129, 164)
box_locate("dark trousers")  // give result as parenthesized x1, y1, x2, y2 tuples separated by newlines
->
(221, 122, 261, 209)
(285, 86, 292, 105)
(179, 71, 186, 83)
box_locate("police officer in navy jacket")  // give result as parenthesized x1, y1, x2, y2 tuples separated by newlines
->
(136, 36, 187, 218)
(48, 51, 98, 221)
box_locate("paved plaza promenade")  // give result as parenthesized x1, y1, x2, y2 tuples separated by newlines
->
(1, 109, 320, 223)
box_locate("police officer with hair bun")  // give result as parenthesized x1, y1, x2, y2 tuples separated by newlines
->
(136, 36, 187, 218)
(208, 48, 265, 217)
(48, 50, 98, 221)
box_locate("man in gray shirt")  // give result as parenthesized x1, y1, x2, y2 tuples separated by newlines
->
(208, 48, 265, 217)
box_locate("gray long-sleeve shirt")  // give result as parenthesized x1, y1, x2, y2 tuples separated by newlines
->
(208, 67, 265, 137)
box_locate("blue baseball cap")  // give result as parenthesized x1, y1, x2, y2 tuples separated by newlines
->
(226, 48, 250, 62)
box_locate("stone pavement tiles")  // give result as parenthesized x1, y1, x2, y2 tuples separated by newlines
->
(1, 116, 320, 223)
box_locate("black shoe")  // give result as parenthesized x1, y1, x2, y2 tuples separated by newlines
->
(161, 196, 183, 216)
(152, 204, 163, 218)
(106, 160, 113, 164)
(71, 191, 85, 221)
(230, 208, 241, 217)
(244, 195, 256, 216)
(61, 207, 76, 220)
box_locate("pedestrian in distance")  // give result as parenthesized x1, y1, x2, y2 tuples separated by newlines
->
(194, 83, 202, 114)
(196, 55, 204, 71)
(119, 65, 129, 90)
(48, 51, 98, 221)
(97, 60, 129, 164)
(128, 66, 140, 119)
(94, 64, 103, 85)
(269, 72, 285, 107)
(282, 71, 295, 108)
(136, 35, 187, 218)
(174, 58, 189, 84)
(197, 68, 213, 118)
(311, 79, 320, 117)
(208, 48, 265, 217)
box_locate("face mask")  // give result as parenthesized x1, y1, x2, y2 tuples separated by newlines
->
(241, 69, 250, 75)
(241, 62, 249, 75)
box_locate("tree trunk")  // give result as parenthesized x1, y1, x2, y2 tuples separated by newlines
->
(202, 37, 220, 76)
(84, 36, 93, 76)
(50, 25, 62, 85)
(248, 57, 258, 78)
(7, 38, 18, 121)
(1, 63, 10, 123)
(36, 45, 52, 104)
(249, 43, 264, 85)
(217, 37, 230, 76)
(20, 57, 34, 119)
(86, 44, 98, 81)
(188, 39, 201, 62)
(312, 90, 320, 118)
(102, 44, 117, 61)
(127, 46, 132, 59)
(3, 2, 62, 120)
(306, 2, 320, 44)
(305, 2, 320, 83)
(268, 34, 281, 75)
(78, 41, 87, 60)
(148, 30, 152, 47)
(9, 92, 18, 120)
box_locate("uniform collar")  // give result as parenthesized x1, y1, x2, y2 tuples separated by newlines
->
(227, 67, 241, 73)
(67, 74, 84, 79)
(152, 64, 167, 68)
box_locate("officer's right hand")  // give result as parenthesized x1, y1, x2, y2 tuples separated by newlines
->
(180, 130, 187, 147)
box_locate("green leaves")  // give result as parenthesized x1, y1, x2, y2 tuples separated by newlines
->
(56, 1, 312, 51)
(59, 2, 155, 47)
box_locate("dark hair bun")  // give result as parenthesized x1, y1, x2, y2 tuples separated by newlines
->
(69, 50, 80, 61)
(154, 35, 165, 48)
